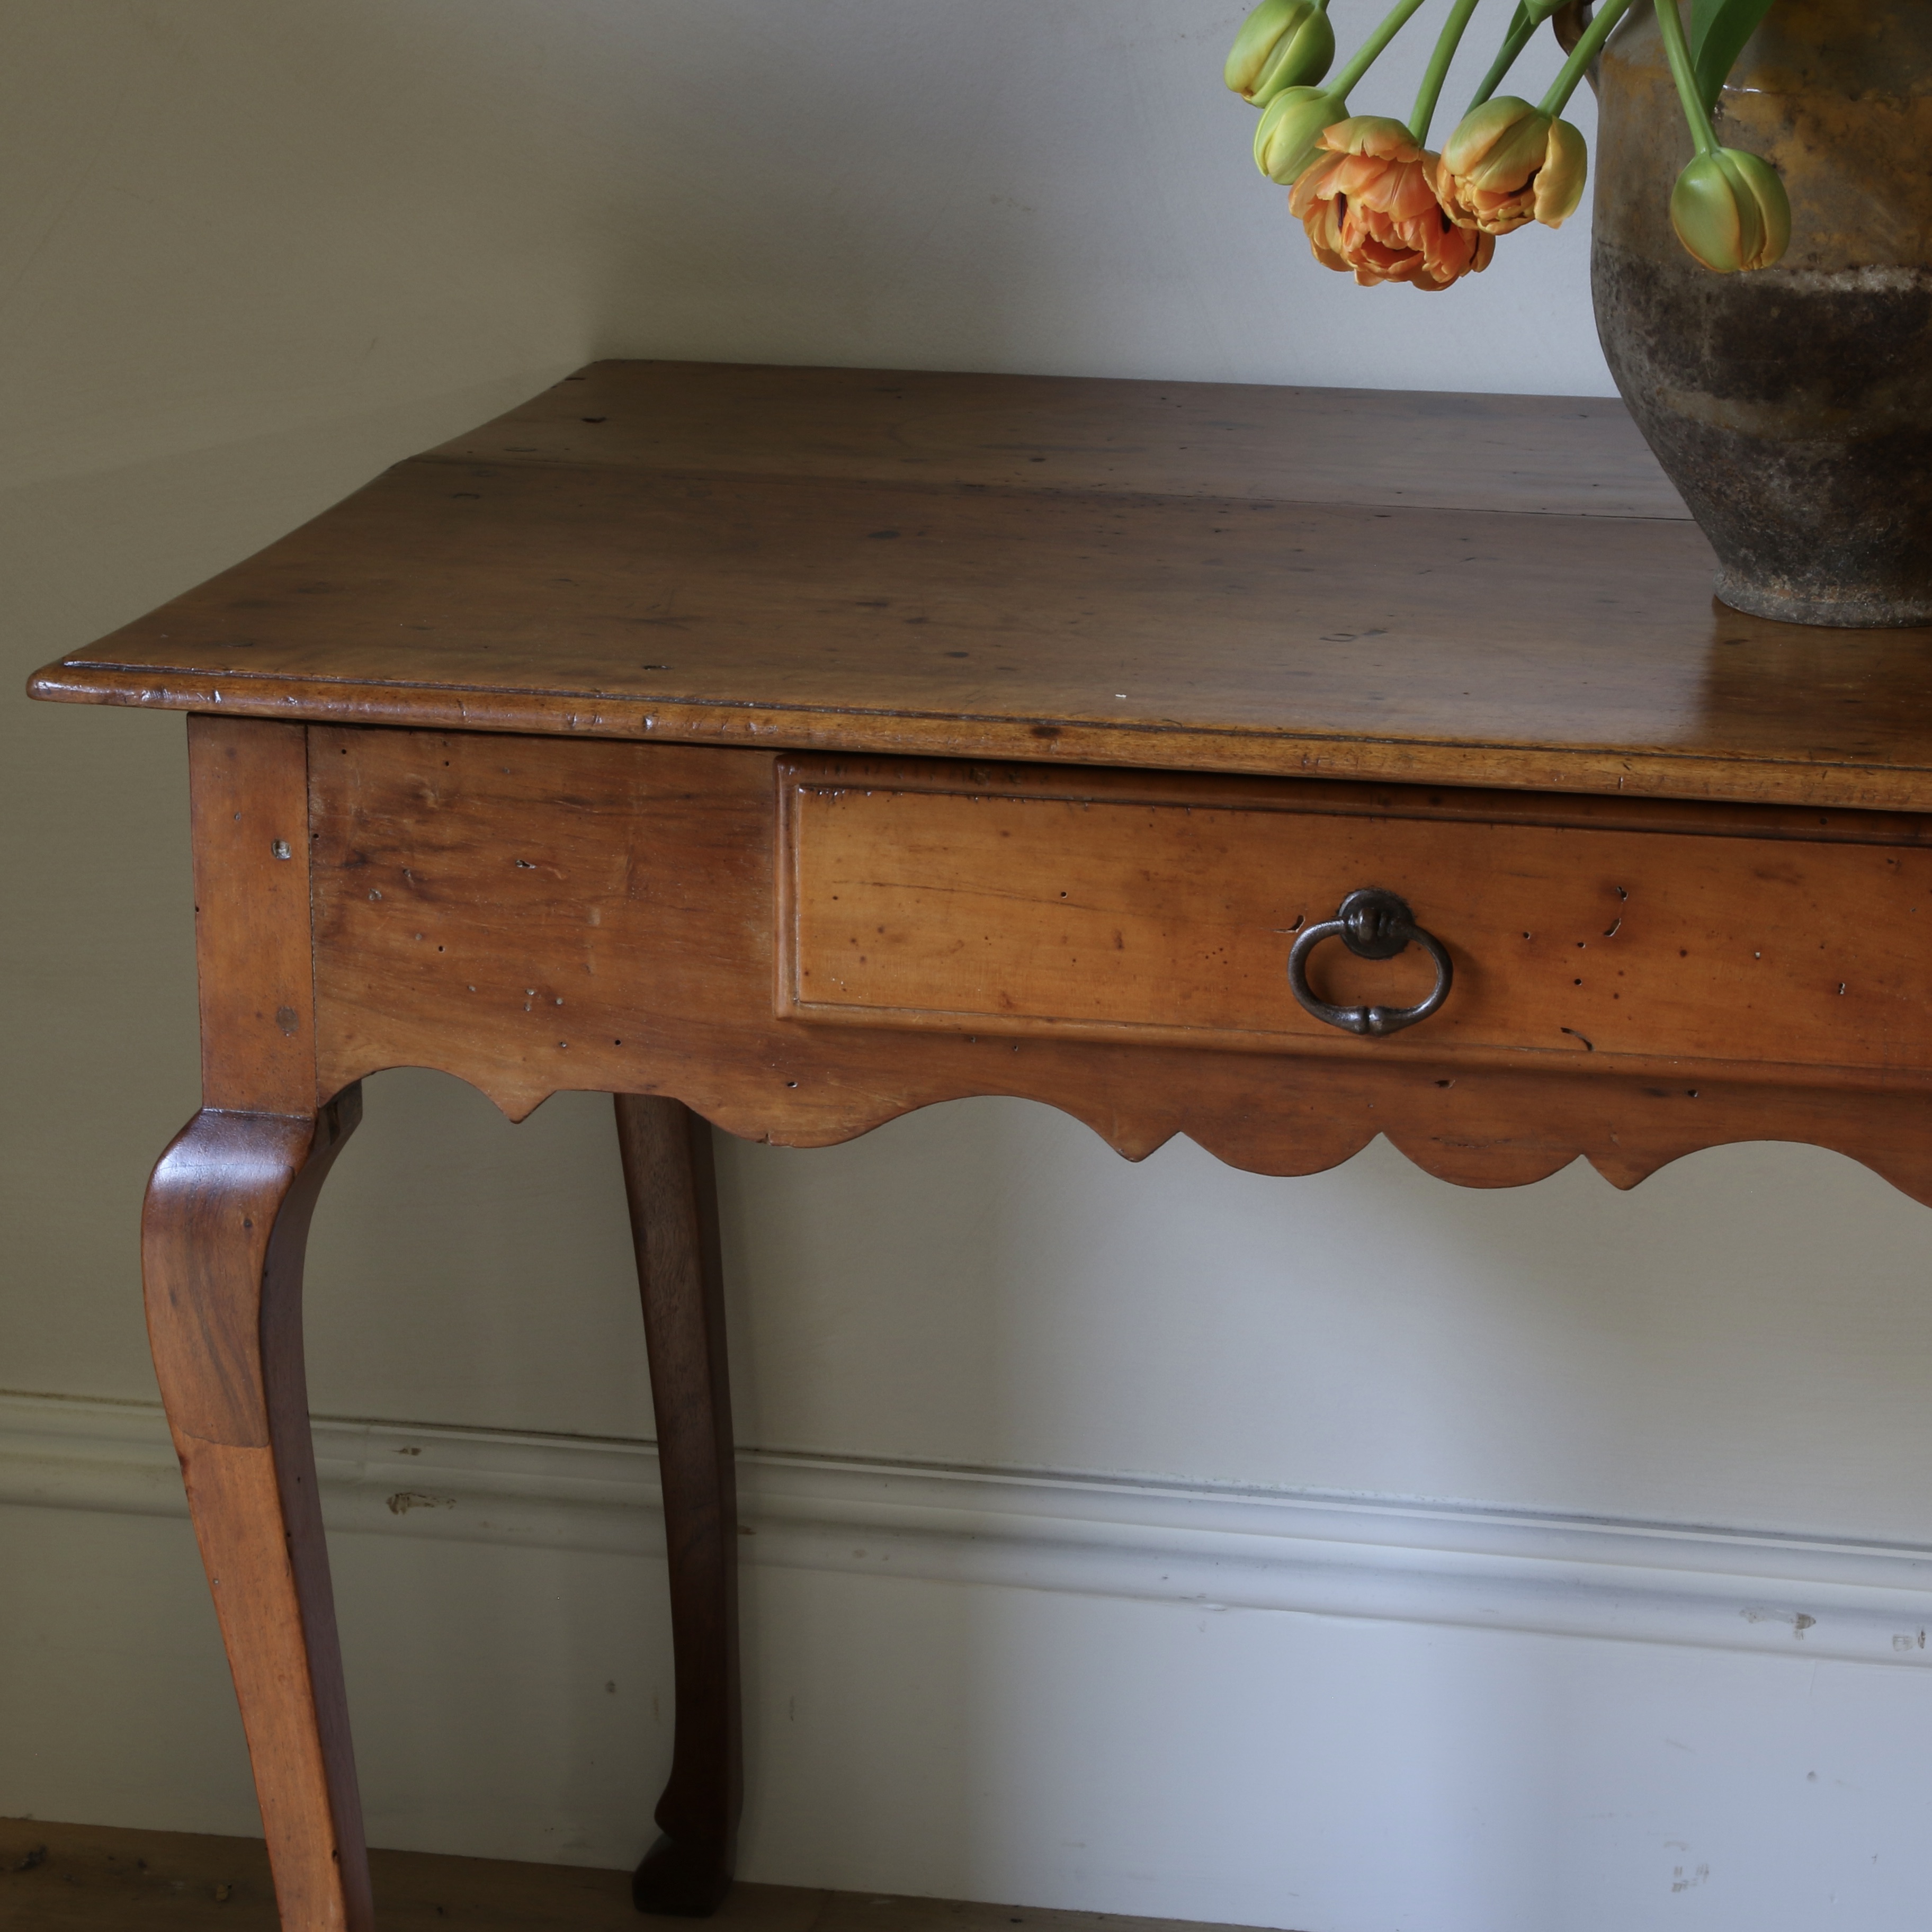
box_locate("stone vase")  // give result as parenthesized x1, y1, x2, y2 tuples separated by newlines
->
(1589, 0, 1932, 627)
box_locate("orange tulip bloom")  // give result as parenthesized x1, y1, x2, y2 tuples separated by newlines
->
(1289, 116, 1494, 291)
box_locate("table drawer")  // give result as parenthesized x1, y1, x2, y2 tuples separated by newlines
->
(777, 757, 1932, 1081)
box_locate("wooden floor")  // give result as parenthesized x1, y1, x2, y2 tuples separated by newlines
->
(0, 1819, 1267, 1932)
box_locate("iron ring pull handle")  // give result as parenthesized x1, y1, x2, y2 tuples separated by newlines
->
(1287, 888, 1453, 1037)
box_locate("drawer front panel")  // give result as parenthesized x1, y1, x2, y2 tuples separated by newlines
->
(779, 761, 1932, 1078)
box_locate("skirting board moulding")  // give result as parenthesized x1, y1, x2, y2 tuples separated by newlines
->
(4, 1389, 1932, 1669)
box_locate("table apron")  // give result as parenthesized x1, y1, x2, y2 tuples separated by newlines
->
(296, 724, 1932, 1201)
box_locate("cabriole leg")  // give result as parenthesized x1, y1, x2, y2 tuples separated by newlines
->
(614, 1095, 742, 1917)
(142, 1092, 370, 1932)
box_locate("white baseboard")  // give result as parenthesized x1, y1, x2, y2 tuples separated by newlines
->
(5, 1388, 1932, 1668)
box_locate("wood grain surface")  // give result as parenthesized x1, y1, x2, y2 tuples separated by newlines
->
(781, 756, 1932, 1079)
(137, 715, 375, 1932)
(142, 1099, 370, 1932)
(421, 361, 1688, 516)
(0, 1817, 1248, 1932)
(186, 715, 320, 1114)
(307, 726, 1932, 1205)
(30, 361, 1932, 812)
(614, 1096, 743, 1916)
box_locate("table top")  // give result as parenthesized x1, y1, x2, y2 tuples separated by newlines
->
(30, 360, 1932, 811)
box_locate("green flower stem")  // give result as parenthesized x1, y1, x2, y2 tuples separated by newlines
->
(1410, 0, 1486, 143)
(1329, 0, 1434, 101)
(1468, 5, 1536, 110)
(1651, 0, 1720, 154)
(1537, 0, 1635, 113)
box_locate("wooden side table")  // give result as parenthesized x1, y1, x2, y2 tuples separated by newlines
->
(30, 362, 1932, 1932)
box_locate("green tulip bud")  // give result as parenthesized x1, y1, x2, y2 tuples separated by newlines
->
(1254, 85, 1346, 186)
(1224, 0, 1334, 108)
(1669, 148, 1792, 274)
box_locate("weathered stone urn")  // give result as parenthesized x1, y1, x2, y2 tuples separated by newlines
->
(1589, 0, 1932, 626)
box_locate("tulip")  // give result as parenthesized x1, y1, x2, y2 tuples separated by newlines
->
(1533, 118, 1588, 227)
(1436, 97, 1589, 234)
(1289, 117, 1495, 291)
(1224, 0, 1335, 106)
(1254, 85, 1347, 185)
(1669, 147, 1791, 273)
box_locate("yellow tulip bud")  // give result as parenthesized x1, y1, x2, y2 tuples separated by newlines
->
(1669, 148, 1792, 273)
(1436, 97, 1588, 235)
(1442, 97, 1552, 193)
(1254, 86, 1346, 186)
(1224, 0, 1334, 106)
(1533, 119, 1589, 228)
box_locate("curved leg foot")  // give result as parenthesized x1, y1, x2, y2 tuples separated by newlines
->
(632, 1830, 736, 1919)
(143, 1092, 369, 1932)
(615, 1095, 741, 1918)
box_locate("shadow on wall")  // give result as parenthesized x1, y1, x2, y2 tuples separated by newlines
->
(292, 1078, 1932, 1920)
(3, 0, 1610, 430)
(0, 0, 1611, 511)
(556, 0, 1611, 392)
(702, 1097, 1932, 1540)
(296, 1075, 1932, 1546)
